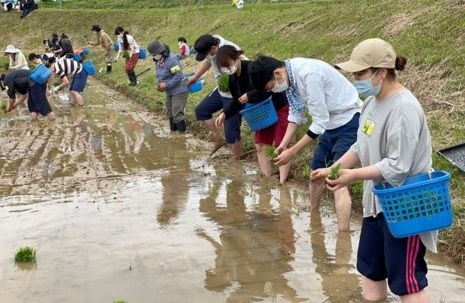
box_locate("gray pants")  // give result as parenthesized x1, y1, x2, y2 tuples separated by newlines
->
(166, 91, 189, 124)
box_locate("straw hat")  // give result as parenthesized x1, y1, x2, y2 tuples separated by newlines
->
(4, 45, 19, 55)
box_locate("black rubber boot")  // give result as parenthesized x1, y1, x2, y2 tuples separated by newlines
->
(175, 120, 186, 133)
(128, 71, 137, 86)
(106, 62, 112, 74)
(169, 118, 177, 131)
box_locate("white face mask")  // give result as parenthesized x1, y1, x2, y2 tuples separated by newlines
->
(153, 54, 162, 61)
(220, 64, 237, 75)
(206, 53, 215, 61)
(271, 76, 289, 93)
(118, 33, 123, 38)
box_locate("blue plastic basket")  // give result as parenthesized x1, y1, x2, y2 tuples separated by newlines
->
(139, 48, 147, 59)
(30, 64, 51, 84)
(74, 53, 82, 62)
(114, 42, 119, 51)
(82, 60, 96, 76)
(83, 47, 90, 55)
(372, 170, 453, 238)
(240, 97, 278, 131)
(188, 79, 202, 93)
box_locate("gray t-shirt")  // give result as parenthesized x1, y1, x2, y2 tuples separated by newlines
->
(350, 90, 437, 252)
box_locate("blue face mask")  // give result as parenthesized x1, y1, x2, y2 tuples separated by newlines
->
(354, 71, 382, 97)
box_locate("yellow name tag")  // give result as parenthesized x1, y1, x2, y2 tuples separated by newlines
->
(362, 118, 375, 136)
(170, 65, 180, 73)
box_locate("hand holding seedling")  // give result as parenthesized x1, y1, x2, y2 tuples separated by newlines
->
(273, 146, 294, 166)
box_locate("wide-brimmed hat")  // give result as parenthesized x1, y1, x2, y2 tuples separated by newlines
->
(335, 38, 396, 73)
(4, 45, 19, 55)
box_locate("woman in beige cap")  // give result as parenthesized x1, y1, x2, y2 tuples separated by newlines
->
(4, 44, 29, 70)
(312, 38, 434, 303)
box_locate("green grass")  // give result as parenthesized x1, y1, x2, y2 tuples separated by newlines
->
(2, 0, 465, 262)
(14, 246, 36, 262)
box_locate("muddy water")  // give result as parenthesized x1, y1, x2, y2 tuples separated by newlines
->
(0, 80, 464, 303)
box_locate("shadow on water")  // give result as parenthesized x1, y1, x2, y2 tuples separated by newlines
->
(0, 79, 464, 303)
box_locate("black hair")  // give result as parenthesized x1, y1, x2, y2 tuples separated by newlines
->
(248, 55, 285, 91)
(28, 53, 40, 61)
(114, 26, 130, 50)
(61, 33, 69, 39)
(48, 57, 56, 64)
(178, 37, 187, 43)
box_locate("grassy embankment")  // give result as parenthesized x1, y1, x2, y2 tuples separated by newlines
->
(0, 0, 464, 264)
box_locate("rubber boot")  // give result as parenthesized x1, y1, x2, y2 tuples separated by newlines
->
(175, 120, 186, 133)
(169, 118, 177, 131)
(128, 71, 137, 86)
(106, 62, 112, 74)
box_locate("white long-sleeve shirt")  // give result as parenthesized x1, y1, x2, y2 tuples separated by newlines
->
(118, 34, 140, 56)
(9, 51, 29, 70)
(287, 58, 362, 135)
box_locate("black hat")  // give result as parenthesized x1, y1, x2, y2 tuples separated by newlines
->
(194, 34, 217, 61)
(91, 25, 101, 32)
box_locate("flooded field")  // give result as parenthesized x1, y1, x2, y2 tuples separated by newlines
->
(0, 79, 464, 303)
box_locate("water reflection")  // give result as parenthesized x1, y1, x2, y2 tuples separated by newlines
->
(157, 137, 191, 228)
(198, 180, 304, 302)
(121, 116, 145, 155)
(310, 210, 361, 302)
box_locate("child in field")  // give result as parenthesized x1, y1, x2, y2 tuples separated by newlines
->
(147, 39, 189, 133)
(214, 45, 291, 184)
(114, 26, 140, 86)
(312, 38, 435, 303)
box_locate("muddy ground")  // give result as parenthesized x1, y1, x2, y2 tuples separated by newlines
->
(0, 79, 464, 303)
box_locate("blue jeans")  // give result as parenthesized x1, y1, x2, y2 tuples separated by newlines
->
(195, 88, 241, 144)
(311, 113, 360, 170)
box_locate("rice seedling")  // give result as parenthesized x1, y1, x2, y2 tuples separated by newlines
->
(265, 145, 276, 159)
(14, 246, 36, 262)
(328, 163, 341, 180)
(217, 74, 229, 93)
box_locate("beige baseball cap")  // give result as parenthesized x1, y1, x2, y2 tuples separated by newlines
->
(335, 38, 396, 72)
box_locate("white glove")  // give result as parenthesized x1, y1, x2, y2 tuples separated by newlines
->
(52, 86, 60, 93)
